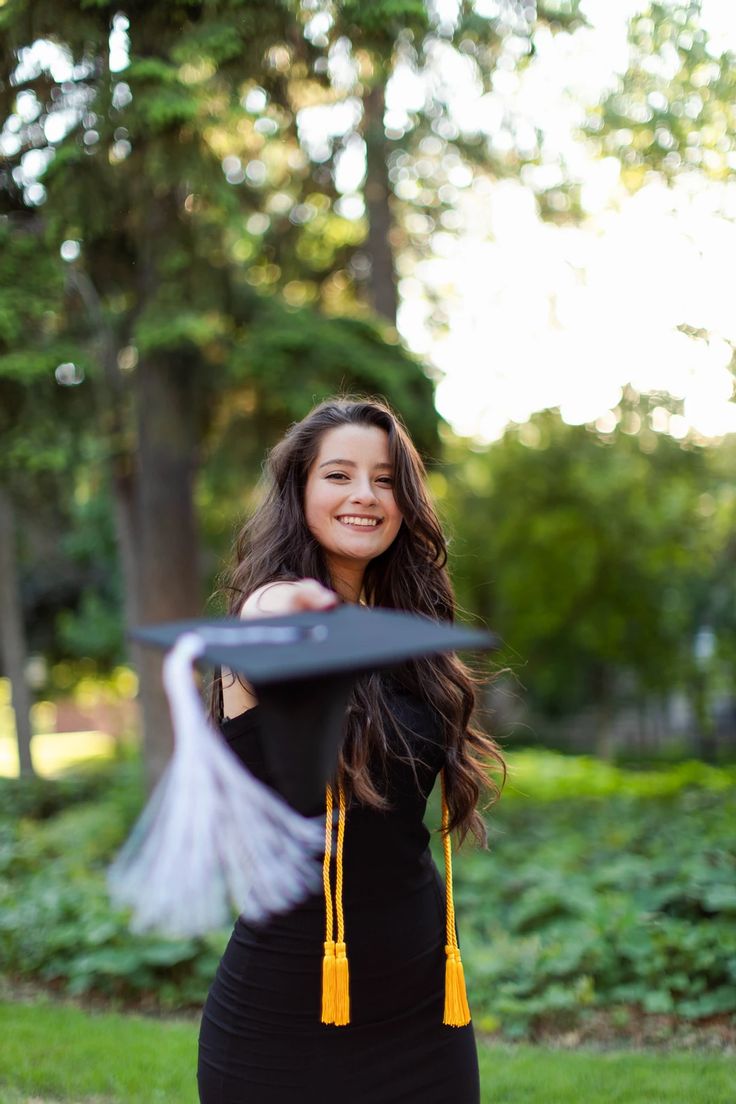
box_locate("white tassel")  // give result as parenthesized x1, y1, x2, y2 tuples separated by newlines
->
(107, 632, 324, 937)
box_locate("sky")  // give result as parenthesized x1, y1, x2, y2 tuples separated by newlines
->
(390, 0, 736, 443)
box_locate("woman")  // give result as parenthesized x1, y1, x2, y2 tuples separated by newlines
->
(197, 397, 505, 1104)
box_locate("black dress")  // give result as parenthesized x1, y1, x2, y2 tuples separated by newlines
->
(197, 682, 480, 1104)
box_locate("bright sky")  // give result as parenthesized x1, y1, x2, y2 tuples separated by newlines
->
(391, 0, 736, 443)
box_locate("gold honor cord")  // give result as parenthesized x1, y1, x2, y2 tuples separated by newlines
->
(320, 770, 470, 1027)
(321, 781, 350, 1025)
(441, 769, 471, 1026)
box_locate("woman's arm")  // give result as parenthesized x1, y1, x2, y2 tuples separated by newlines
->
(221, 579, 338, 718)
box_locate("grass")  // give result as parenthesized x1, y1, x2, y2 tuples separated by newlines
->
(1, 1001, 734, 1104)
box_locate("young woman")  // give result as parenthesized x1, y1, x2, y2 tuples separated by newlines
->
(197, 397, 505, 1104)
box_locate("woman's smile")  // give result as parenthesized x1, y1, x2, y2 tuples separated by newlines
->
(335, 514, 383, 528)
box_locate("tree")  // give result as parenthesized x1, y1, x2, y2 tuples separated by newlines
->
(309, 1, 587, 329)
(0, 1, 441, 786)
(440, 408, 720, 753)
(586, 0, 736, 192)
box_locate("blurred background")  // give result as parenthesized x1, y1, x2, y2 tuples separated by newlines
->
(1, 2, 735, 1099)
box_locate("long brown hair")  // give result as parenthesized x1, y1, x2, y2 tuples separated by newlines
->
(210, 396, 505, 844)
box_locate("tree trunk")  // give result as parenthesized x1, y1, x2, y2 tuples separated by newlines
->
(690, 670, 717, 763)
(0, 486, 35, 777)
(362, 82, 398, 325)
(134, 356, 202, 789)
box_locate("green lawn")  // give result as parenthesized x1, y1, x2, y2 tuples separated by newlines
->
(1, 1001, 734, 1104)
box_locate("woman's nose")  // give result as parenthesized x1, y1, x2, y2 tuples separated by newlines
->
(349, 478, 378, 503)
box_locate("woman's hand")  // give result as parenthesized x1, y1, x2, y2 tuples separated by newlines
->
(223, 580, 339, 718)
(240, 578, 339, 619)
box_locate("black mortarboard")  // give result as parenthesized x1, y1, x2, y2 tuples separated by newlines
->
(132, 605, 497, 813)
(131, 604, 497, 686)
(107, 605, 497, 940)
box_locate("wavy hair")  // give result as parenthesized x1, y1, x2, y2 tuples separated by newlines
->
(210, 396, 506, 844)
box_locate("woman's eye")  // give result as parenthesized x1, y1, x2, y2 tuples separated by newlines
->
(325, 472, 393, 485)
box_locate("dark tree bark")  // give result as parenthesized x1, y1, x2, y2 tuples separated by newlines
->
(362, 82, 398, 325)
(134, 355, 202, 788)
(0, 487, 35, 777)
(690, 670, 717, 764)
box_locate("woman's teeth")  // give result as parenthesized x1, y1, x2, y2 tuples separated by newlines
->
(337, 516, 380, 527)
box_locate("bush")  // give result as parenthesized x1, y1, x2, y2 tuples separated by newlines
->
(0, 755, 227, 1007)
(2, 749, 735, 1037)
(451, 774, 736, 1036)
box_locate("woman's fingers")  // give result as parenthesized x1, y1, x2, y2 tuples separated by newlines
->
(242, 579, 338, 618)
(290, 579, 339, 611)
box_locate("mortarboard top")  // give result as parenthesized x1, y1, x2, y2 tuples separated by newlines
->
(130, 603, 499, 685)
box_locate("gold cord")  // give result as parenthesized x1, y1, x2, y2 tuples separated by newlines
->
(322, 769, 468, 1028)
(320, 785, 336, 1023)
(441, 769, 471, 1026)
(321, 780, 350, 1025)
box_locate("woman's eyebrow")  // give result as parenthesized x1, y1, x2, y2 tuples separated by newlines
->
(318, 458, 393, 470)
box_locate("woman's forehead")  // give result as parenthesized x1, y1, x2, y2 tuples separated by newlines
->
(314, 423, 391, 462)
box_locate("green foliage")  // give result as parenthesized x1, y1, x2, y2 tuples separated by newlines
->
(128, 58, 202, 131)
(449, 775, 736, 1037)
(587, 1, 736, 189)
(505, 749, 736, 802)
(56, 588, 124, 661)
(0, 761, 114, 820)
(2, 749, 735, 1042)
(0, 228, 63, 360)
(440, 409, 732, 719)
(336, 1, 430, 47)
(0, 756, 226, 1005)
(0, 222, 83, 479)
(235, 301, 438, 438)
(135, 306, 232, 357)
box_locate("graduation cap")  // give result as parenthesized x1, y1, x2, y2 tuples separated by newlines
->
(107, 604, 498, 943)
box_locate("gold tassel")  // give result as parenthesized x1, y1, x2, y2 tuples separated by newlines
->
(321, 940, 336, 1023)
(332, 780, 350, 1025)
(444, 945, 470, 1027)
(321, 785, 337, 1024)
(333, 939, 350, 1025)
(441, 770, 471, 1027)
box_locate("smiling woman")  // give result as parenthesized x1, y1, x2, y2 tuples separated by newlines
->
(199, 396, 505, 1104)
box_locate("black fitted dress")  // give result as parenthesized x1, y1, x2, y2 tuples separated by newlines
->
(197, 680, 480, 1104)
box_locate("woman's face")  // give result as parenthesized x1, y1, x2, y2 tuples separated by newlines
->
(304, 423, 404, 576)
